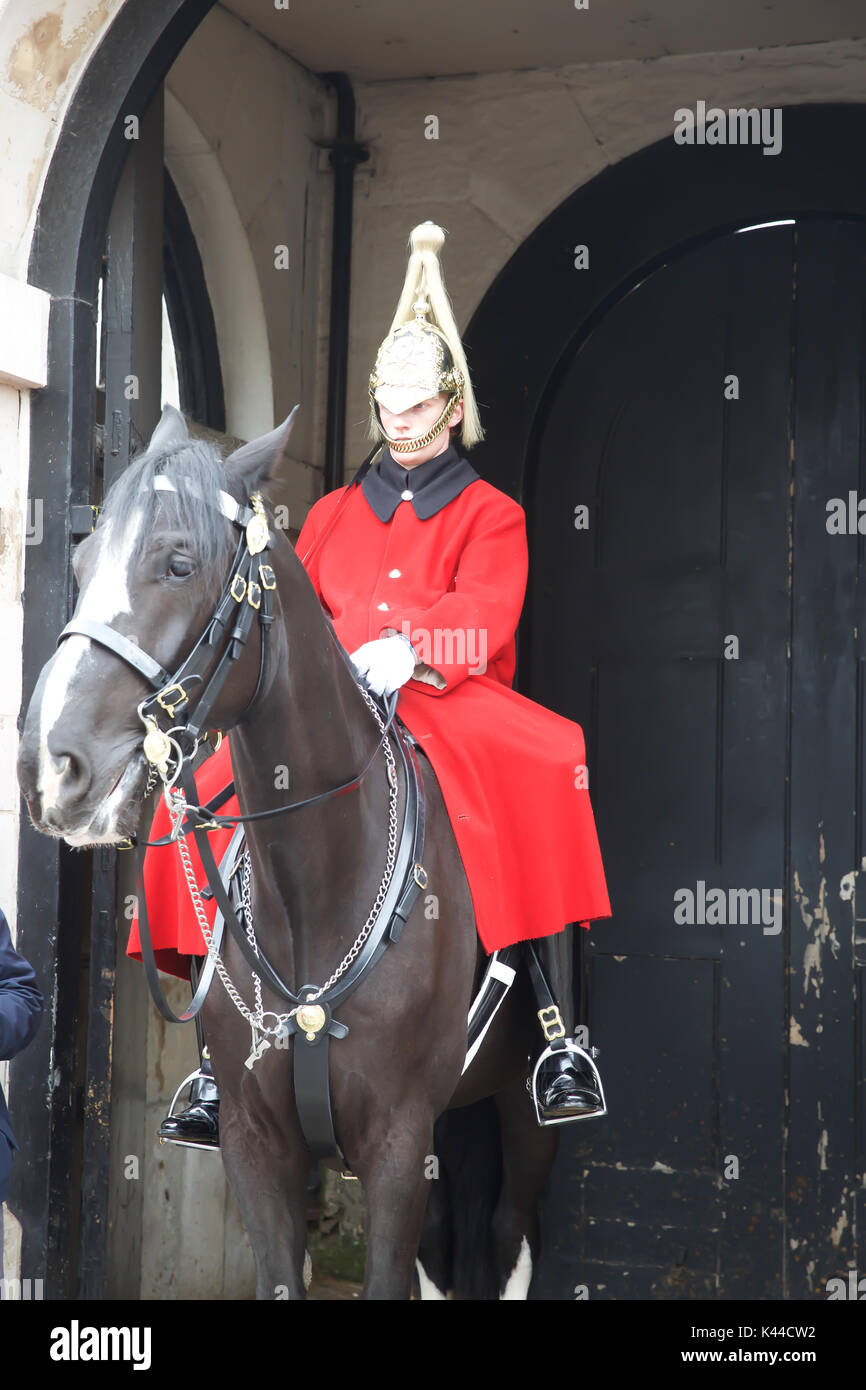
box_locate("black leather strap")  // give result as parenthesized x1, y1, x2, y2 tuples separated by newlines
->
(135, 825, 240, 1023)
(525, 940, 556, 1013)
(132, 691, 403, 847)
(287, 718, 427, 1160)
(524, 939, 569, 1053)
(466, 945, 523, 1051)
(181, 761, 303, 1007)
(58, 617, 171, 689)
(289, 993, 347, 1161)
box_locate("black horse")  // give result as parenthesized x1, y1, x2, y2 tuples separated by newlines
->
(17, 408, 558, 1299)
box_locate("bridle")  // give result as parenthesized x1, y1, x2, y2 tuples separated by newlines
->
(58, 473, 401, 836)
(56, 462, 408, 937)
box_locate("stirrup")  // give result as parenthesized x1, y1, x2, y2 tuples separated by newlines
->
(159, 1068, 220, 1152)
(530, 1040, 607, 1127)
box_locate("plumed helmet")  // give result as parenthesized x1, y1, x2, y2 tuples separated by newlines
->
(368, 222, 484, 452)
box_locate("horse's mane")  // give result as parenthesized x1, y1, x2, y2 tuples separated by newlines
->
(97, 436, 239, 580)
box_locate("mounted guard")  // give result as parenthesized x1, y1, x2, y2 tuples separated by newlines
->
(20, 218, 614, 1299)
(128, 221, 612, 1150)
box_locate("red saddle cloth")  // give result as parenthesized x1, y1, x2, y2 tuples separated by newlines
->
(127, 473, 611, 979)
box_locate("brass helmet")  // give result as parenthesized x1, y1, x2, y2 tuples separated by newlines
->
(368, 222, 484, 454)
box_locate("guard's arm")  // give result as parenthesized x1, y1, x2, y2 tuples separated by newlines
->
(377, 494, 529, 696)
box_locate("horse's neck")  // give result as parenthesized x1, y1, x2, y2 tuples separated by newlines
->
(229, 541, 389, 982)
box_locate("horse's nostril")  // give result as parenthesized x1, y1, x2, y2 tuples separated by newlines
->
(50, 747, 91, 797)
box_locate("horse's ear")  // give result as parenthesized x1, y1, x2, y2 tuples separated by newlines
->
(225, 406, 300, 496)
(147, 404, 190, 454)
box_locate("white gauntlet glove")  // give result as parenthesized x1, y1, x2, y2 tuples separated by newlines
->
(349, 633, 417, 697)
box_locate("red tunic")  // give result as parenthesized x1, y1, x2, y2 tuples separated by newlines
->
(128, 472, 611, 979)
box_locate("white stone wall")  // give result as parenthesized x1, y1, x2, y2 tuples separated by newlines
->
(165, 5, 332, 521)
(0, 1, 127, 280)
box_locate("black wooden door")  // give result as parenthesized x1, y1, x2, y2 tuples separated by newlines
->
(528, 220, 866, 1300)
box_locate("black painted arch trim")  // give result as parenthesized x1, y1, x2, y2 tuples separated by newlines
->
(17, 0, 217, 1297)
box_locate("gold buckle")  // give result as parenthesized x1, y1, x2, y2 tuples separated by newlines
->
(247, 580, 261, 610)
(413, 863, 428, 888)
(231, 573, 247, 603)
(206, 730, 223, 753)
(260, 564, 276, 591)
(156, 683, 188, 718)
(538, 1005, 566, 1043)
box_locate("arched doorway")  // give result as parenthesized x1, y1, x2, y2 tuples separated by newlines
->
(13, 0, 218, 1299)
(467, 110, 866, 1299)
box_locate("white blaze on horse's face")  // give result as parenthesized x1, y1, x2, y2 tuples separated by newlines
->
(37, 509, 143, 842)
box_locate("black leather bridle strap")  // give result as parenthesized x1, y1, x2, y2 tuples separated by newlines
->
(134, 825, 241, 1023)
(144, 779, 238, 849)
(290, 715, 427, 1160)
(179, 760, 303, 1007)
(132, 690, 402, 847)
(58, 617, 172, 689)
(179, 565, 260, 740)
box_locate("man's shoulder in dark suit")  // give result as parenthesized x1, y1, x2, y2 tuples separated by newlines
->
(0, 907, 44, 1187)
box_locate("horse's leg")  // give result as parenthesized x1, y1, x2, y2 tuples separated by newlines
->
(218, 1090, 311, 1300)
(205, 997, 311, 1301)
(415, 1113, 454, 1299)
(492, 1076, 559, 1300)
(348, 1107, 436, 1301)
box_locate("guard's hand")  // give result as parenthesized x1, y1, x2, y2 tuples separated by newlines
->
(349, 634, 417, 696)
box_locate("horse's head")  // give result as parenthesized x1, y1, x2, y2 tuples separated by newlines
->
(17, 405, 297, 846)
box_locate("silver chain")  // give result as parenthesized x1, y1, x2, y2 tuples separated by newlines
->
(293, 688, 400, 999)
(169, 791, 287, 1034)
(167, 685, 401, 1036)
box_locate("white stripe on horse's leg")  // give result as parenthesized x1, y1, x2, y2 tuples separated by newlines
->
(415, 1258, 449, 1301)
(499, 1235, 532, 1300)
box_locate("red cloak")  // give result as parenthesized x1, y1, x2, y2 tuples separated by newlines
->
(128, 473, 611, 978)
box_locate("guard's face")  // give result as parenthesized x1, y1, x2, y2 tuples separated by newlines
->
(378, 393, 464, 467)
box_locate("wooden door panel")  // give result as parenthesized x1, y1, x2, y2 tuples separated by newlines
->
(529, 226, 795, 1298)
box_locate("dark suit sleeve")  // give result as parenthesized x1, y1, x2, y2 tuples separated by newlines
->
(0, 908, 44, 1062)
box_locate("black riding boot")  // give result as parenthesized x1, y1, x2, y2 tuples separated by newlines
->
(158, 958, 220, 1149)
(525, 931, 606, 1124)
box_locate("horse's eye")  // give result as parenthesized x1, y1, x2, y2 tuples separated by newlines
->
(168, 555, 195, 579)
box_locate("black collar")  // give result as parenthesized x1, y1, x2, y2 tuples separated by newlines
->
(361, 443, 480, 521)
